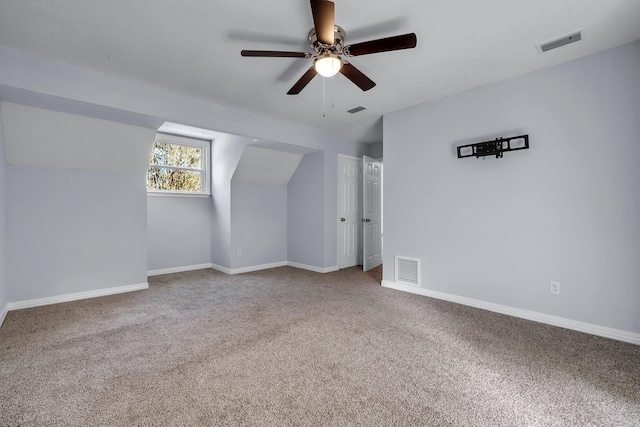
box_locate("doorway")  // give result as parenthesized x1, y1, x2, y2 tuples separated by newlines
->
(337, 154, 383, 271)
(337, 155, 361, 269)
(362, 156, 382, 272)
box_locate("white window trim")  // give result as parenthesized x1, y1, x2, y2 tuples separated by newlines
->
(147, 133, 211, 197)
(146, 191, 211, 198)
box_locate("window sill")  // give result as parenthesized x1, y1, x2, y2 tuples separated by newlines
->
(147, 191, 211, 198)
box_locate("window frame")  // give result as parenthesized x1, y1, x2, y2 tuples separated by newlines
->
(146, 133, 211, 197)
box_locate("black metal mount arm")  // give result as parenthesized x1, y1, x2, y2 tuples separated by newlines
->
(457, 134, 529, 159)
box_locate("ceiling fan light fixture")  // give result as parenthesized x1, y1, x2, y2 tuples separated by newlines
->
(314, 53, 342, 77)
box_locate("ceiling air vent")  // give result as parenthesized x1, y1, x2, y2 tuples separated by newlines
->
(347, 105, 368, 114)
(395, 256, 421, 287)
(537, 30, 582, 53)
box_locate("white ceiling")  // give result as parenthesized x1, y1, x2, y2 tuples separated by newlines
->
(1, 0, 639, 144)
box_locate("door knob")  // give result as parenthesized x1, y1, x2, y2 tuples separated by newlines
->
(340, 218, 346, 222)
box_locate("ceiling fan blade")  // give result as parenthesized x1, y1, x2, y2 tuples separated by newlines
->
(339, 63, 376, 91)
(241, 50, 310, 58)
(287, 67, 318, 95)
(311, 0, 335, 45)
(344, 33, 417, 56)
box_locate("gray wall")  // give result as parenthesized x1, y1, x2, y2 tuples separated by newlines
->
(231, 182, 287, 269)
(7, 167, 148, 301)
(368, 141, 383, 160)
(3, 104, 155, 302)
(383, 40, 640, 334)
(210, 134, 252, 269)
(148, 138, 294, 273)
(147, 196, 212, 271)
(0, 110, 6, 312)
(155, 137, 367, 273)
(288, 152, 325, 267)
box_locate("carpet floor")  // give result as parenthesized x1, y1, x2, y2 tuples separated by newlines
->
(1, 266, 639, 426)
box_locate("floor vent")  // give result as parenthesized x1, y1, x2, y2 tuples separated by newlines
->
(395, 256, 421, 286)
(347, 105, 367, 114)
(537, 30, 582, 53)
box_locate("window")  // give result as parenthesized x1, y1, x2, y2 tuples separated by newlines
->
(147, 134, 210, 196)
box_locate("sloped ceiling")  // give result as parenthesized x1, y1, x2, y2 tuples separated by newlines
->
(157, 122, 313, 186)
(0, 1, 639, 144)
(2, 102, 154, 173)
(232, 146, 304, 185)
(158, 122, 223, 142)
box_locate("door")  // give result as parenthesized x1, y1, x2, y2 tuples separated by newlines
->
(338, 155, 361, 269)
(363, 156, 382, 271)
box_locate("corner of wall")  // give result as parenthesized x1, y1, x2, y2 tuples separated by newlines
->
(367, 141, 383, 160)
(0, 304, 7, 327)
(0, 103, 7, 325)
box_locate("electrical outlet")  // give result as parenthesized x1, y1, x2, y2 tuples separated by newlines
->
(237, 249, 242, 257)
(550, 281, 560, 294)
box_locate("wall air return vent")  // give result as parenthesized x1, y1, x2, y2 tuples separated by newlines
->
(395, 256, 421, 287)
(537, 30, 582, 53)
(347, 105, 368, 114)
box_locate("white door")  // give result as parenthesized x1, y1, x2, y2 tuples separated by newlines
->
(338, 155, 361, 269)
(363, 156, 382, 271)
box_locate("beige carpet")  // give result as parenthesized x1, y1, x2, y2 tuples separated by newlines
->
(1, 266, 638, 426)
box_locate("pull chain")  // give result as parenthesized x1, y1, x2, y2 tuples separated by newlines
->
(322, 74, 335, 118)
(322, 76, 326, 118)
(331, 75, 335, 109)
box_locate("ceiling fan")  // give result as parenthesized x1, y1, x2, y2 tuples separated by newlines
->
(241, 0, 417, 95)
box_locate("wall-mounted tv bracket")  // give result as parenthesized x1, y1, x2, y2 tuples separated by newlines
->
(457, 134, 529, 159)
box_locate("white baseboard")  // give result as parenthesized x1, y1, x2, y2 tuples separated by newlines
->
(231, 261, 287, 275)
(213, 261, 288, 275)
(382, 280, 640, 346)
(6, 282, 149, 312)
(288, 262, 339, 273)
(0, 304, 8, 328)
(148, 263, 213, 277)
(211, 263, 232, 274)
(210, 261, 338, 275)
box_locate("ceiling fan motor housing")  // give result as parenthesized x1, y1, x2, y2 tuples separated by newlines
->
(308, 25, 346, 54)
